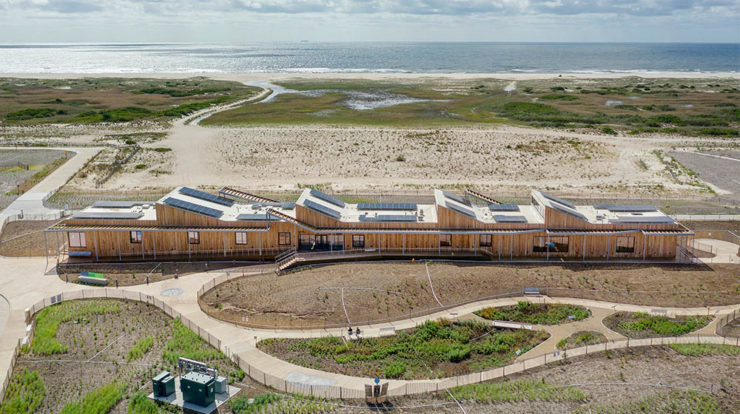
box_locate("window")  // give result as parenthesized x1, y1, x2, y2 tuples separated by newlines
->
(352, 235, 365, 248)
(235, 232, 248, 245)
(533, 236, 569, 253)
(188, 231, 200, 244)
(440, 234, 452, 247)
(69, 232, 86, 248)
(130, 231, 142, 244)
(480, 234, 492, 247)
(279, 232, 291, 246)
(616, 236, 635, 253)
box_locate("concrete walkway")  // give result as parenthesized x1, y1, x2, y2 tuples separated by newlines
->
(693, 238, 740, 264)
(0, 147, 100, 233)
(1, 255, 738, 398)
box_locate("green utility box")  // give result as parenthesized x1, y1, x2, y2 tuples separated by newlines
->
(152, 371, 175, 397)
(181, 372, 216, 407)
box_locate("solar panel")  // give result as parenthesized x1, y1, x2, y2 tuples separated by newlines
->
(164, 197, 224, 218)
(609, 216, 675, 224)
(442, 191, 470, 206)
(488, 204, 520, 212)
(594, 204, 658, 212)
(357, 203, 418, 211)
(71, 212, 144, 220)
(236, 213, 271, 221)
(280, 202, 296, 210)
(303, 199, 342, 219)
(551, 203, 588, 221)
(179, 187, 234, 207)
(493, 215, 528, 223)
(359, 214, 417, 222)
(308, 189, 345, 207)
(446, 201, 477, 219)
(91, 201, 148, 208)
(540, 191, 575, 209)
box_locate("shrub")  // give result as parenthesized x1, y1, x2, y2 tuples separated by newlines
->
(447, 344, 471, 362)
(667, 343, 740, 356)
(601, 126, 618, 135)
(476, 302, 590, 325)
(540, 94, 577, 101)
(618, 315, 710, 336)
(384, 361, 407, 378)
(5, 108, 61, 121)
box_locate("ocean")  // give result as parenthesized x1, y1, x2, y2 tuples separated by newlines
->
(0, 42, 737, 74)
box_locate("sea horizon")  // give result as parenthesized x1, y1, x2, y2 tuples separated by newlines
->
(0, 42, 737, 74)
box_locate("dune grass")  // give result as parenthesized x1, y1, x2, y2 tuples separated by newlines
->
(0, 369, 45, 414)
(60, 382, 126, 414)
(126, 336, 153, 362)
(447, 379, 588, 404)
(162, 318, 224, 367)
(31, 300, 121, 355)
(667, 343, 740, 356)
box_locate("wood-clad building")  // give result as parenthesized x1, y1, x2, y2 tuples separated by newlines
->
(46, 186, 694, 265)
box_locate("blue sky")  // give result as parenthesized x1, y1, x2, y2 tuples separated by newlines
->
(0, 0, 738, 43)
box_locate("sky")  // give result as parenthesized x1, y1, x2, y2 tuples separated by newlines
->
(0, 0, 738, 43)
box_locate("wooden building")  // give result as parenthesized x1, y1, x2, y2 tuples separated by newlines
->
(46, 186, 695, 268)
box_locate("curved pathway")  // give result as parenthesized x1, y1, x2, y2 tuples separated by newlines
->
(693, 238, 740, 264)
(1, 257, 738, 398)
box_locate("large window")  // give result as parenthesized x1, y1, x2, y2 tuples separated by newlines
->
(279, 232, 291, 246)
(235, 232, 248, 245)
(188, 231, 200, 245)
(533, 236, 569, 253)
(69, 232, 86, 248)
(352, 235, 365, 249)
(130, 231, 142, 244)
(480, 234, 492, 247)
(440, 234, 452, 247)
(616, 236, 635, 253)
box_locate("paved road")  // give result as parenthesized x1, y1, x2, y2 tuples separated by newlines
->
(670, 150, 740, 203)
(0, 147, 100, 233)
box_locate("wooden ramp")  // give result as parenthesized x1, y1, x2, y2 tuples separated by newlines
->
(465, 188, 503, 205)
(219, 187, 278, 204)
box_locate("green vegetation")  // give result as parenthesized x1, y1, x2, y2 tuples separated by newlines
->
(162, 318, 224, 367)
(60, 382, 126, 414)
(0, 77, 259, 124)
(667, 343, 740, 356)
(0, 369, 45, 414)
(32, 300, 121, 355)
(447, 379, 588, 404)
(230, 393, 336, 414)
(202, 77, 739, 136)
(557, 331, 606, 350)
(259, 319, 548, 379)
(136, 86, 230, 97)
(127, 391, 160, 414)
(5, 108, 64, 121)
(476, 301, 591, 325)
(126, 336, 153, 362)
(617, 314, 711, 337)
(539, 94, 578, 101)
(573, 390, 721, 414)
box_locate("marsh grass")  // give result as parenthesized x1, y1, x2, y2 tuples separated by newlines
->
(573, 390, 721, 414)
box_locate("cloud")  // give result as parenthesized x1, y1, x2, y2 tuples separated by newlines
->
(9, 0, 738, 16)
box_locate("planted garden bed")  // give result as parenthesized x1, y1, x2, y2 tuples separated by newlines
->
(1, 299, 255, 413)
(475, 301, 591, 325)
(604, 312, 712, 339)
(257, 319, 549, 380)
(557, 331, 607, 350)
